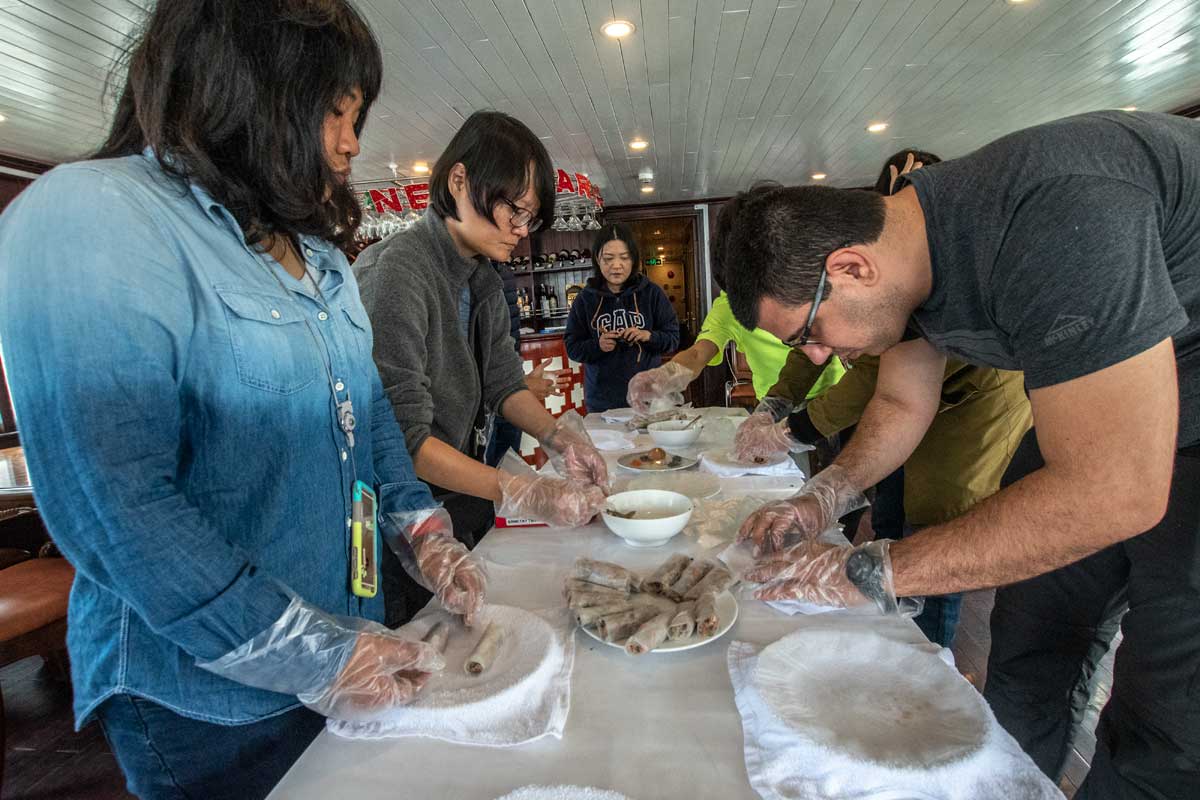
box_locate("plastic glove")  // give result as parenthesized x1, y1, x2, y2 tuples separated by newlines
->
(496, 450, 607, 528)
(382, 507, 486, 627)
(733, 414, 811, 462)
(198, 597, 445, 723)
(537, 409, 609, 489)
(752, 396, 795, 423)
(747, 539, 907, 614)
(737, 464, 867, 556)
(626, 361, 695, 414)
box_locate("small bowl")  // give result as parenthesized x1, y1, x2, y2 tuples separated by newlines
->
(601, 489, 693, 547)
(647, 418, 703, 448)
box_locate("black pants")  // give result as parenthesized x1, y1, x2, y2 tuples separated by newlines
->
(381, 488, 495, 628)
(984, 429, 1200, 799)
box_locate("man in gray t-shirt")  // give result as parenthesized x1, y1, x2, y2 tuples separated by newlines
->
(722, 111, 1199, 798)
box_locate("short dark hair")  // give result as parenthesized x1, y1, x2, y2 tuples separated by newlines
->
(590, 223, 641, 289)
(724, 186, 886, 330)
(874, 149, 942, 195)
(429, 111, 556, 232)
(711, 182, 780, 293)
(96, 0, 382, 251)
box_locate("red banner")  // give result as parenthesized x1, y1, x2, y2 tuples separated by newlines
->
(362, 167, 600, 215)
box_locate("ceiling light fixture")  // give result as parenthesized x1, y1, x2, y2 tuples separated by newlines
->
(602, 20, 635, 38)
(1120, 105, 1137, 111)
(0, 113, 6, 123)
(657, 246, 664, 251)
(811, 172, 827, 180)
(413, 162, 430, 174)
(630, 138, 649, 150)
(640, 185, 655, 194)
(866, 122, 889, 133)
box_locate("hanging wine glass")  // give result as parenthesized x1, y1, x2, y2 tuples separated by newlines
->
(552, 213, 568, 231)
(566, 202, 583, 231)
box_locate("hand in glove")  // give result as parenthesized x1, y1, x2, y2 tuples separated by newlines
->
(497, 468, 608, 528)
(746, 539, 903, 614)
(408, 510, 486, 627)
(737, 464, 867, 555)
(626, 361, 695, 414)
(538, 409, 609, 489)
(198, 598, 445, 723)
(733, 414, 807, 462)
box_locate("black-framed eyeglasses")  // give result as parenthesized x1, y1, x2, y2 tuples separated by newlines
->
(500, 199, 543, 233)
(782, 268, 827, 348)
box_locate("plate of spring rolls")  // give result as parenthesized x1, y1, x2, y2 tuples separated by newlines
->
(566, 555, 739, 654)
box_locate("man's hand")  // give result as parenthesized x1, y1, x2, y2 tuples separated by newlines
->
(747, 539, 898, 613)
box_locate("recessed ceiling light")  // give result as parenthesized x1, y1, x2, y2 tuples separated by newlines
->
(0, 113, 6, 123)
(811, 172, 827, 180)
(1120, 105, 1137, 111)
(413, 162, 430, 174)
(1007, 0, 1029, 4)
(387, 161, 398, 171)
(654, 230, 661, 235)
(657, 246, 664, 251)
(866, 122, 889, 133)
(640, 185, 655, 194)
(629, 138, 649, 150)
(602, 20, 635, 38)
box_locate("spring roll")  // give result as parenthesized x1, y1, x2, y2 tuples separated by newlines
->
(571, 558, 639, 592)
(597, 605, 661, 643)
(421, 621, 450, 653)
(574, 601, 637, 627)
(667, 602, 697, 640)
(667, 559, 715, 601)
(568, 588, 634, 610)
(464, 622, 504, 675)
(683, 563, 735, 600)
(695, 591, 720, 637)
(643, 554, 692, 595)
(563, 577, 629, 600)
(625, 611, 672, 655)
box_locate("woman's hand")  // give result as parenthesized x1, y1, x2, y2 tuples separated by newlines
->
(599, 329, 620, 352)
(619, 327, 651, 344)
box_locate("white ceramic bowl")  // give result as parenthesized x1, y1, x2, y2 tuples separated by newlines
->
(600, 489, 693, 547)
(647, 419, 702, 447)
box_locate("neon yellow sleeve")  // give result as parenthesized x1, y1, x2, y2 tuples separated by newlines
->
(695, 293, 737, 366)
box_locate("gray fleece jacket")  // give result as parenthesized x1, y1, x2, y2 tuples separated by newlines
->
(354, 212, 527, 458)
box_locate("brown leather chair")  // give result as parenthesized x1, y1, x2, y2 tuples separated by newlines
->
(723, 342, 758, 410)
(0, 537, 74, 796)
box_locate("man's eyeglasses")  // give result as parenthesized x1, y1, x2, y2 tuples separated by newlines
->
(500, 199, 543, 233)
(782, 269, 827, 348)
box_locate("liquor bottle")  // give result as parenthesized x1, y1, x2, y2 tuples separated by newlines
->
(539, 283, 550, 316)
(548, 283, 559, 314)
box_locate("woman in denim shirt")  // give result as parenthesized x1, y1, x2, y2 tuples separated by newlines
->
(0, 2, 483, 798)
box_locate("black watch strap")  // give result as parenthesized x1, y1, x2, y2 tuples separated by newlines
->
(845, 549, 897, 613)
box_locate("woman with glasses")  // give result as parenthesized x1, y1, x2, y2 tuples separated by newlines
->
(355, 111, 609, 625)
(565, 223, 681, 413)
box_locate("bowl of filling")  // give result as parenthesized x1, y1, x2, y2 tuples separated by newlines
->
(600, 490, 694, 547)
(647, 418, 703, 448)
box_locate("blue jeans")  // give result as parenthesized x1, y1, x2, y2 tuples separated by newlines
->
(97, 694, 324, 800)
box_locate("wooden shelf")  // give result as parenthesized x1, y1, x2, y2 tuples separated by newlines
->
(514, 263, 591, 276)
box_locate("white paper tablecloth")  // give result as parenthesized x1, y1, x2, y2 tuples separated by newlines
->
(266, 411, 943, 800)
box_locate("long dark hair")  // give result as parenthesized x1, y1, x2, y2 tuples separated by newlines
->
(428, 111, 556, 233)
(590, 223, 641, 290)
(96, 0, 383, 251)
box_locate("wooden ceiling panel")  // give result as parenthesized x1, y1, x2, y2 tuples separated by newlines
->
(0, 0, 1195, 205)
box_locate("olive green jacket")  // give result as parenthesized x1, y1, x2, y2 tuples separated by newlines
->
(771, 352, 1032, 527)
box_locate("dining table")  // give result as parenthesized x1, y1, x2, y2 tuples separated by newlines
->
(268, 408, 951, 800)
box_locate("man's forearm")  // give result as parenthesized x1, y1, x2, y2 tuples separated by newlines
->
(890, 461, 1149, 596)
(413, 437, 502, 502)
(832, 392, 932, 491)
(500, 389, 561, 440)
(669, 340, 715, 377)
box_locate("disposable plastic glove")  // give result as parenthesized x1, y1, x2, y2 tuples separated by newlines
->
(198, 598, 445, 723)
(626, 361, 695, 414)
(537, 409, 609, 490)
(746, 539, 907, 615)
(382, 507, 486, 627)
(737, 465, 867, 555)
(496, 450, 607, 528)
(733, 414, 812, 462)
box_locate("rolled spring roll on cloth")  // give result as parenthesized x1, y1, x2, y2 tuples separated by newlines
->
(465, 622, 505, 675)
(422, 621, 451, 654)
(626, 612, 672, 655)
(571, 558, 640, 592)
(667, 560, 715, 601)
(668, 602, 697, 640)
(695, 592, 720, 637)
(598, 605, 662, 643)
(643, 554, 692, 595)
(683, 563, 735, 600)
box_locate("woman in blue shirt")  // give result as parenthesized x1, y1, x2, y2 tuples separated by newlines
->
(0, 2, 482, 798)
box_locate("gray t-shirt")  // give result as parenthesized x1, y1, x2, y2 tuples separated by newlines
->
(903, 111, 1200, 447)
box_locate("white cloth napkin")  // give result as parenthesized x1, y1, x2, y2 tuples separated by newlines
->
(326, 605, 575, 747)
(727, 639, 1063, 800)
(588, 428, 637, 451)
(599, 408, 636, 423)
(700, 451, 804, 478)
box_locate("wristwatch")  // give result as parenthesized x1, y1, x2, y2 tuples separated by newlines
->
(845, 547, 897, 614)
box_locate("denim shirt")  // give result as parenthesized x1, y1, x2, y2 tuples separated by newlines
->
(0, 151, 434, 727)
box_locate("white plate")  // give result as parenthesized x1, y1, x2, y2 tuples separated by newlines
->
(703, 449, 789, 470)
(579, 590, 738, 653)
(753, 628, 989, 768)
(612, 472, 721, 500)
(617, 450, 699, 472)
(495, 787, 633, 800)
